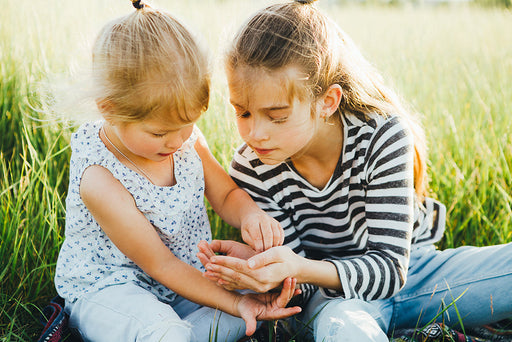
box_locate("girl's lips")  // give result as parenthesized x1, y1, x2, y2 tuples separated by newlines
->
(253, 147, 274, 155)
(158, 152, 173, 157)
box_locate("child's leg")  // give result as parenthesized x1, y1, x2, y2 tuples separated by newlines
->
(66, 283, 192, 342)
(391, 242, 512, 329)
(300, 290, 392, 342)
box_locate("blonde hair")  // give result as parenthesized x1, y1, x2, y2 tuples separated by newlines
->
(93, 1, 210, 124)
(227, 1, 427, 197)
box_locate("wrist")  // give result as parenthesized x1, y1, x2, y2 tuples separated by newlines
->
(295, 255, 313, 284)
(231, 292, 243, 318)
(296, 258, 341, 290)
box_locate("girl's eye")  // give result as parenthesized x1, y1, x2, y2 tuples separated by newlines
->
(236, 111, 251, 119)
(270, 117, 288, 124)
(152, 133, 166, 137)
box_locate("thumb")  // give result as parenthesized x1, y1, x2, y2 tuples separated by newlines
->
(247, 248, 276, 269)
(241, 313, 257, 336)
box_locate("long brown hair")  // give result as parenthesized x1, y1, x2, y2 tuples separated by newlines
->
(227, 1, 427, 197)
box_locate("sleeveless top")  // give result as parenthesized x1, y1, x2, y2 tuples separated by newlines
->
(55, 121, 211, 304)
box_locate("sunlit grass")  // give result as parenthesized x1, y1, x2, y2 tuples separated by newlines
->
(1, 0, 511, 340)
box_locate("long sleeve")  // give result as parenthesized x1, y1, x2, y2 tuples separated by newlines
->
(322, 116, 415, 300)
(230, 114, 417, 302)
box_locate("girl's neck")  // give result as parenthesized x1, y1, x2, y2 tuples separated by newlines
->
(100, 123, 176, 187)
(290, 117, 343, 190)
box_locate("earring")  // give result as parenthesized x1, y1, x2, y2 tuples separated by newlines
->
(323, 115, 334, 126)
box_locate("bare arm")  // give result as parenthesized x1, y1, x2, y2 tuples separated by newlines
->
(80, 165, 242, 313)
(80, 165, 300, 335)
(194, 134, 283, 251)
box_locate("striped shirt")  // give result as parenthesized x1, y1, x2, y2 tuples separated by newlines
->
(229, 113, 446, 302)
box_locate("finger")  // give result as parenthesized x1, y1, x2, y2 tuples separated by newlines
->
(287, 277, 297, 303)
(203, 269, 222, 281)
(273, 222, 285, 246)
(269, 306, 302, 319)
(198, 241, 215, 258)
(244, 227, 263, 253)
(207, 264, 268, 293)
(210, 239, 241, 256)
(260, 224, 274, 252)
(196, 252, 211, 268)
(247, 248, 277, 269)
(276, 277, 294, 307)
(206, 272, 242, 291)
(244, 316, 257, 336)
(210, 255, 250, 273)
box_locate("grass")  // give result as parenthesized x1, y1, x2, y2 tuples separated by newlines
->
(1, 0, 511, 340)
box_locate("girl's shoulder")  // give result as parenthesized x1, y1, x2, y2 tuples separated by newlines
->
(343, 112, 405, 131)
(69, 121, 106, 161)
(343, 112, 412, 144)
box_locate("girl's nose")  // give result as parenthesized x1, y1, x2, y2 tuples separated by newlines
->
(165, 134, 183, 150)
(249, 120, 269, 142)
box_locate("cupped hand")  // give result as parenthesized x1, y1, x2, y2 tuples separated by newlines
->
(197, 240, 258, 291)
(240, 212, 284, 252)
(198, 239, 256, 262)
(204, 245, 302, 293)
(238, 277, 302, 336)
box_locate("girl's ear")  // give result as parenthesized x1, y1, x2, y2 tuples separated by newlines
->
(317, 84, 342, 120)
(96, 98, 114, 116)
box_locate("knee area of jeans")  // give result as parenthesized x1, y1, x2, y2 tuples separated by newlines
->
(316, 299, 387, 329)
(137, 318, 192, 342)
(319, 299, 376, 317)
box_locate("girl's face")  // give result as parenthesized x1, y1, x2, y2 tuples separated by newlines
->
(228, 66, 319, 165)
(109, 113, 195, 163)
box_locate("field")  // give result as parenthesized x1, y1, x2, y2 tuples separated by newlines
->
(1, 0, 511, 340)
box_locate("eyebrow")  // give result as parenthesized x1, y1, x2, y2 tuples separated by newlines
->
(230, 101, 290, 111)
(266, 105, 290, 111)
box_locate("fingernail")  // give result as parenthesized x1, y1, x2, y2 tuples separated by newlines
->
(248, 259, 255, 268)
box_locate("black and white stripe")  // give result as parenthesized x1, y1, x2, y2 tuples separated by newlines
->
(230, 113, 446, 301)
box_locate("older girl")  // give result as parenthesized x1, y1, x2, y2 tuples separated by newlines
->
(198, 1, 512, 341)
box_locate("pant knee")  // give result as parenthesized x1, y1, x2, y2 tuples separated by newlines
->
(314, 300, 388, 342)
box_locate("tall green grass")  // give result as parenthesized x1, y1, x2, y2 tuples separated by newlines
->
(1, 0, 511, 340)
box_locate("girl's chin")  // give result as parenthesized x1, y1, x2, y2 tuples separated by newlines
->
(256, 155, 285, 165)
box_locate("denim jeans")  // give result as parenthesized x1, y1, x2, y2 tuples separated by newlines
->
(299, 242, 512, 342)
(66, 282, 246, 342)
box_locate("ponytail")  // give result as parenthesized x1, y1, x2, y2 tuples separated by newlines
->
(131, 0, 145, 10)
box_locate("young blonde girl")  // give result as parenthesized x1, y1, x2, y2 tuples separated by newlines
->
(54, 1, 301, 341)
(198, 0, 512, 341)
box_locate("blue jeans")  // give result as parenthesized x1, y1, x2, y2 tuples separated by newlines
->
(66, 282, 246, 342)
(299, 243, 512, 342)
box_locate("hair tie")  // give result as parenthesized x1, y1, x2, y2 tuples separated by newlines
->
(131, 0, 145, 9)
(295, 0, 318, 3)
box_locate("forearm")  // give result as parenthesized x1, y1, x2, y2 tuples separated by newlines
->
(215, 187, 261, 228)
(148, 256, 241, 317)
(295, 257, 342, 291)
